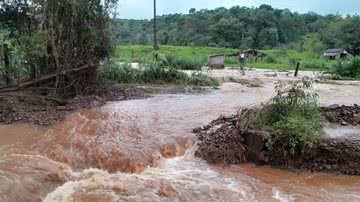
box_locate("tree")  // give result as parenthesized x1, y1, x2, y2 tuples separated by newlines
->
(0, 0, 119, 97)
(189, 8, 196, 14)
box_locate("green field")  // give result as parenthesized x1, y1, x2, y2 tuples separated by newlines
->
(114, 45, 237, 63)
(114, 45, 334, 71)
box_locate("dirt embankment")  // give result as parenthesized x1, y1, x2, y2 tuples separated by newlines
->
(0, 83, 144, 126)
(194, 105, 360, 175)
(321, 104, 360, 126)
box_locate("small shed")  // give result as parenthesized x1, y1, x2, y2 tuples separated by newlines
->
(324, 48, 349, 60)
(208, 54, 225, 69)
(241, 49, 267, 62)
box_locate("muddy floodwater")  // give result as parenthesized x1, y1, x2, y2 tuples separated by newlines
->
(1, 70, 360, 202)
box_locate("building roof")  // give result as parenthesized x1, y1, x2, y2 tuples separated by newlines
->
(324, 48, 349, 57)
(241, 49, 267, 56)
(324, 48, 348, 54)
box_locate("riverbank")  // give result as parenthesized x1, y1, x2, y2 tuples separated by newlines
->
(0, 82, 211, 126)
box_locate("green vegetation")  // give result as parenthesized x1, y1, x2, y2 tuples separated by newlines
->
(117, 45, 337, 71)
(113, 5, 360, 57)
(100, 60, 219, 86)
(259, 79, 322, 157)
(115, 45, 236, 62)
(0, 0, 119, 97)
(159, 54, 205, 70)
(330, 57, 360, 80)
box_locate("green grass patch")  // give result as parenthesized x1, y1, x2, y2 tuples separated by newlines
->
(114, 45, 237, 63)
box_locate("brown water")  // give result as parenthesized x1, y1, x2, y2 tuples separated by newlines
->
(1, 80, 360, 202)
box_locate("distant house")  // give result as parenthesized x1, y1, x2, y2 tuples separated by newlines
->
(208, 54, 225, 69)
(324, 48, 349, 60)
(241, 49, 267, 62)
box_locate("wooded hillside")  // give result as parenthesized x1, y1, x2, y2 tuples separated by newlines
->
(113, 5, 360, 55)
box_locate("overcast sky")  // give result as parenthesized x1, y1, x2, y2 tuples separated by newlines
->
(117, 0, 360, 19)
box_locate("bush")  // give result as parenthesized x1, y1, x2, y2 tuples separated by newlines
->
(260, 78, 322, 157)
(331, 57, 360, 79)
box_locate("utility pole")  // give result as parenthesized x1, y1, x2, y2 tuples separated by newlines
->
(153, 0, 159, 50)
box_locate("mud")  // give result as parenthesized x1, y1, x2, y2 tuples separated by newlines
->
(321, 104, 360, 125)
(194, 115, 247, 164)
(0, 84, 209, 126)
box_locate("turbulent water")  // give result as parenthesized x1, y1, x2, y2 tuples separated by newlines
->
(1, 78, 360, 202)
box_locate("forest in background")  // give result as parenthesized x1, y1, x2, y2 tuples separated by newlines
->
(113, 4, 360, 56)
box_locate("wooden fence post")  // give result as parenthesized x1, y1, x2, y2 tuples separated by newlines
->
(294, 62, 300, 77)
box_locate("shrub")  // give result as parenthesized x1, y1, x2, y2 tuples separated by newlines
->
(331, 57, 360, 79)
(260, 78, 322, 158)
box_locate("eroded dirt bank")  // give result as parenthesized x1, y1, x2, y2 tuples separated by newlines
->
(1, 70, 360, 202)
(194, 108, 360, 175)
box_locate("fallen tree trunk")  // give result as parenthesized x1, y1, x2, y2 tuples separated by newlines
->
(0, 65, 91, 93)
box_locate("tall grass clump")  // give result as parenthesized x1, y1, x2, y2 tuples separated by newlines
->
(160, 54, 206, 70)
(259, 78, 322, 158)
(100, 61, 140, 83)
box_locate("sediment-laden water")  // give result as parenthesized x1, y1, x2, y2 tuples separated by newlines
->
(1, 79, 360, 202)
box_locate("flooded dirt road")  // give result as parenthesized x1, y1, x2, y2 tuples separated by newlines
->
(1, 71, 360, 202)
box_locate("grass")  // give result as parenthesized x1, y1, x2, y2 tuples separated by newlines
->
(100, 59, 219, 86)
(114, 45, 237, 63)
(159, 54, 206, 70)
